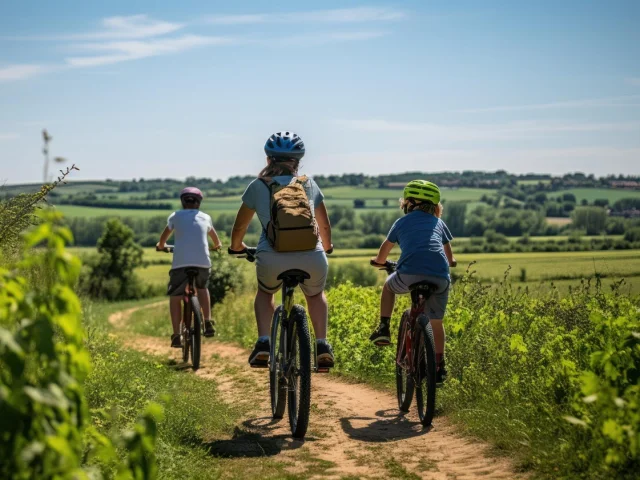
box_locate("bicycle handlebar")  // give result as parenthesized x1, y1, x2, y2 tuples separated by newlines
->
(228, 246, 257, 262)
(156, 245, 174, 253)
(370, 259, 397, 274)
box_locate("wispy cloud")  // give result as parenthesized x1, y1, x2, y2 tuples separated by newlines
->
(66, 34, 232, 67)
(336, 118, 640, 141)
(459, 95, 640, 113)
(0, 133, 19, 141)
(206, 7, 404, 25)
(0, 64, 50, 82)
(261, 30, 387, 47)
(626, 77, 640, 87)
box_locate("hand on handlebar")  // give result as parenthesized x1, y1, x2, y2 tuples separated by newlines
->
(156, 243, 174, 253)
(228, 246, 257, 262)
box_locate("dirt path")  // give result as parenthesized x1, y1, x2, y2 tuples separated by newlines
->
(109, 303, 525, 480)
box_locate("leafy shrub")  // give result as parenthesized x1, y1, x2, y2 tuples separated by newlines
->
(623, 227, 640, 242)
(359, 233, 385, 248)
(208, 250, 246, 305)
(0, 213, 161, 479)
(80, 219, 149, 300)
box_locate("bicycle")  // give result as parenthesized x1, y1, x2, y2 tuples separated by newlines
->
(229, 246, 330, 439)
(157, 245, 204, 370)
(370, 259, 447, 427)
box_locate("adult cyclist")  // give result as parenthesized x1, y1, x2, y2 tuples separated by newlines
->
(229, 131, 335, 369)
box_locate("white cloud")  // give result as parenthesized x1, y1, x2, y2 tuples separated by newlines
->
(0, 133, 19, 141)
(336, 118, 640, 141)
(206, 7, 404, 25)
(0, 64, 49, 82)
(459, 95, 640, 113)
(66, 35, 233, 67)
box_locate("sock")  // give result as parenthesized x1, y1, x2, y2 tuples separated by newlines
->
(380, 316, 391, 326)
(258, 335, 270, 343)
(316, 338, 327, 345)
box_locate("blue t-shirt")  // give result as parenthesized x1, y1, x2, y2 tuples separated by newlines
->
(387, 211, 453, 279)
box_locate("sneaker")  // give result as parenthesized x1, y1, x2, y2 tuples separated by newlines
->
(204, 320, 216, 338)
(248, 339, 270, 368)
(170, 334, 182, 348)
(316, 342, 335, 369)
(436, 361, 447, 385)
(369, 323, 391, 346)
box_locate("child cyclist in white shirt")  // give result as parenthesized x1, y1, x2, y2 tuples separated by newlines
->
(157, 187, 222, 348)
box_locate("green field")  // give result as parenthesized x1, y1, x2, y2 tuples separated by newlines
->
(549, 187, 640, 203)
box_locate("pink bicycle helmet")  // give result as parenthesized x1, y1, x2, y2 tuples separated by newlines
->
(180, 187, 203, 201)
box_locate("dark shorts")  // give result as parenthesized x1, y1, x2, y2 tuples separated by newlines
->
(167, 267, 210, 296)
(385, 272, 450, 319)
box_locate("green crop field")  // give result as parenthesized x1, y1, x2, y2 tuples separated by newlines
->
(549, 187, 640, 203)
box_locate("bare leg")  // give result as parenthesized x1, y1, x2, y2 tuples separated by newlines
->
(197, 288, 211, 320)
(305, 291, 328, 339)
(430, 319, 445, 356)
(170, 296, 182, 335)
(380, 283, 396, 317)
(254, 290, 275, 337)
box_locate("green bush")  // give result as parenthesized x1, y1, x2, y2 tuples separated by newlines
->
(208, 250, 246, 305)
(80, 219, 150, 301)
(0, 213, 161, 479)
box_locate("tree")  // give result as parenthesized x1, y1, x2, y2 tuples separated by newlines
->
(571, 207, 607, 235)
(82, 219, 145, 300)
(443, 201, 467, 237)
(353, 199, 366, 209)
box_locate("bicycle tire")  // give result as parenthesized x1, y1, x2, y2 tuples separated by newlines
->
(396, 310, 415, 412)
(287, 305, 311, 439)
(181, 301, 190, 363)
(269, 306, 286, 419)
(414, 314, 437, 427)
(190, 296, 202, 370)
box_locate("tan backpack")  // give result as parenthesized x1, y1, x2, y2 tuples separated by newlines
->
(260, 176, 319, 252)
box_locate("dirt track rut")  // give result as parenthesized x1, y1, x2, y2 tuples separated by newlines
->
(109, 303, 525, 480)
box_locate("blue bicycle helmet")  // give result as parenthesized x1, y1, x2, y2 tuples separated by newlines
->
(264, 131, 305, 160)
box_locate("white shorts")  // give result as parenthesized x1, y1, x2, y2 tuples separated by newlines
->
(256, 249, 328, 296)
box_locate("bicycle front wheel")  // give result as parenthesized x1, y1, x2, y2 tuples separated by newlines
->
(396, 310, 414, 413)
(414, 315, 437, 427)
(287, 305, 311, 439)
(270, 306, 286, 419)
(190, 296, 202, 370)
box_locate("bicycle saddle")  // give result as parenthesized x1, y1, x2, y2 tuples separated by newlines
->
(409, 280, 439, 292)
(277, 269, 311, 285)
(184, 267, 201, 277)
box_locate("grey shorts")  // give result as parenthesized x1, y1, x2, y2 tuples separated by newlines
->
(256, 249, 328, 296)
(386, 272, 450, 319)
(167, 267, 210, 296)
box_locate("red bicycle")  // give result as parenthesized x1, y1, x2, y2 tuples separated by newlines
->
(371, 259, 439, 426)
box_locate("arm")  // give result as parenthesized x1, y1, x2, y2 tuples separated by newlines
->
(157, 226, 172, 250)
(444, 242, 457, 267)
(314, 202, 332, 252)
(230, 203, 255, 251)
(208, 227, 222, 250)
(372, 239, 395, 264)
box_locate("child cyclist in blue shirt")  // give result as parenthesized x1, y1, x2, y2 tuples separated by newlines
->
(369, 180, 456, 383)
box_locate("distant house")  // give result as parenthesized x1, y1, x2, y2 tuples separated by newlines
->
(610, 181, 640, 189)
(609, 209, 640, 218)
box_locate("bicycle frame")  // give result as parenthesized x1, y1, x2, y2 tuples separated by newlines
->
(396, 291, 428, 376)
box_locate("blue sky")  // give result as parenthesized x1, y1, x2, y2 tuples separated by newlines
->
(1, 1, 639, 184)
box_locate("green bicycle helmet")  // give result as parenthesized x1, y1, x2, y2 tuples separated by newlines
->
(403, 180, 440, 204)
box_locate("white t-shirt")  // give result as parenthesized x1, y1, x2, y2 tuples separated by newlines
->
(167, 209, 213, 269)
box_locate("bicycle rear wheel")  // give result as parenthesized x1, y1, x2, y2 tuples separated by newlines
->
(396, 310, 415, 412)
(287, 305, 311, 439)
(270, 306, 286, 419)
(414, 315, 437, 427)
(190, 296, 202, 370)
(181, 301, 190, 363)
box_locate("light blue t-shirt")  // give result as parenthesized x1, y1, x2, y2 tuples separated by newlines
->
(167, 209, 213, 269)
(387, 211, 453, 279)
(241, 175, 325, 252)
